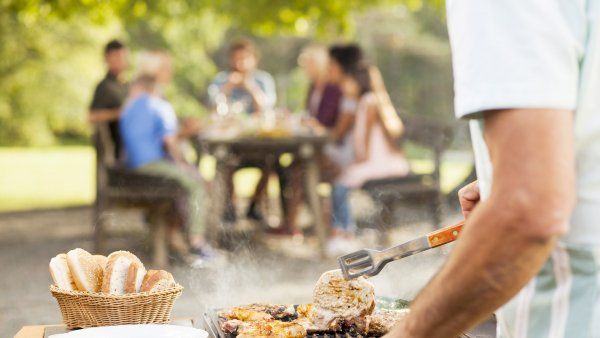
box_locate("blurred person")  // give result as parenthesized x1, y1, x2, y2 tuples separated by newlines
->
(298, 45, 343, 128)
(384, 1, 598, 337)
(324, 44, 365, 244)
(135, 50, 174, 87)
(89, 39, 129, 159)
(120, 71, 213, 266)
(328, 63, 409, 256)
(208, 38, 276, 114)
(207, 39, 278, 224)
(336, 64, 409, 188)
(279, 45, 346, 235)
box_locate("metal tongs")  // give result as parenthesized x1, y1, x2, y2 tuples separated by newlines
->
(338, 220, 465, 280)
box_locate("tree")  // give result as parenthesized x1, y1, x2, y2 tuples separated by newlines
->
(0, 0, 444, 146)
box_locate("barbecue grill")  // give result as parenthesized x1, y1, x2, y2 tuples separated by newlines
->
(203, 306, 497, 338)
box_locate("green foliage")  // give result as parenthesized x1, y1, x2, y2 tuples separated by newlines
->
(0, 0, 445, 146)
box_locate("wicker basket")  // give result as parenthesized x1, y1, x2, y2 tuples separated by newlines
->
(50, 284, 184, 329)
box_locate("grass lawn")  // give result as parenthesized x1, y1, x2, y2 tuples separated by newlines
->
(0, 146, 473, 213)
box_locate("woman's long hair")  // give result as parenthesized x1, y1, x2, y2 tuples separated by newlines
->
(351, 63, 404, 142)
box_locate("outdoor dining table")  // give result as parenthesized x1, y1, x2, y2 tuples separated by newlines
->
(192, 132, 330, 256)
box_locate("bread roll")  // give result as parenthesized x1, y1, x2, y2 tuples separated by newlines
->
(102, 251, 146, 294)
(140, 270, 175, 292)
(66, 248, 103, 292)
(92, 255, 108, 271)
(49, 253, 77, 291)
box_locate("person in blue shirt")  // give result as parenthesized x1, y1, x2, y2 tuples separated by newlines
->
(120, 73, 211, 263)
(207, 39, 279, 225)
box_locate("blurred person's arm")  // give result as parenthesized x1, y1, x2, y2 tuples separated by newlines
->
(243, 79, 268, 112)
(330, 113, 354, 143)
(385, 108, 576, 338)
(245, 72, 276, 113)
(356, 104, 377, 162)
(158, 102, 187, 165)
(163, 135, 185, 164)
(88, 108, 120, 123)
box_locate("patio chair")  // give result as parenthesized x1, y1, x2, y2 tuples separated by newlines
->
(361, 115, 454, 245)
(93, 123, 182, 268)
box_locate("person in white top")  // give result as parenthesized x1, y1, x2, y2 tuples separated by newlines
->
(385, 1, 600, 337)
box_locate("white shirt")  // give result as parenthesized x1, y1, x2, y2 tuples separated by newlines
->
(447, 0, 600, 245)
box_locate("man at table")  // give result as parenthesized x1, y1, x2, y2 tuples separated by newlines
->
(120, 73, 212, 263)
(385, 1, 600, 337)
(89, 39, 129, 160)
(207, 39, 278, 223)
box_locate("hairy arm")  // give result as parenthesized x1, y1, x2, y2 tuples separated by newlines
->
(386, 108, 576, 338)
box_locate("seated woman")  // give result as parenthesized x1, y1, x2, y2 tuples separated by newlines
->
(281, 45, 360, 236)
(331, 63, 410, 248)
(338, 64, 409, 186)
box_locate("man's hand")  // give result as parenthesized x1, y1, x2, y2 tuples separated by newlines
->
(458, 180, 479, 218)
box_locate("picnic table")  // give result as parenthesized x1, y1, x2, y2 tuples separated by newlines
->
(192, 132, 330, 256)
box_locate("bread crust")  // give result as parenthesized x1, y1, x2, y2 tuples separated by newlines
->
(140, 270, 175, 292)
(102, 251, 145, 294)
(66, 248, 103, 292)
(92, 255, 108, 270)
(125, 262, 139, 293)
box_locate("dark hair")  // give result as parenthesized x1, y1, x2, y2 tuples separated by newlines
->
(328, 44, 363, 74)
(104, 39, 125, 55)
(348, 62, 372, 96)
(228, 38, 258, 57)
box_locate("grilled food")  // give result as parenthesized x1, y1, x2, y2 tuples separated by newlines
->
(308, 269, 375, 331)
(220, 304, 296, 321)
(359, 309, 410, 335)
(219, 304, 297, 334)
(217, 270, 407, 337)
(237, 320, 306, 338)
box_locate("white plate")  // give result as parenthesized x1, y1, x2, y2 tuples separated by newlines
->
(48, 324, 208, 338)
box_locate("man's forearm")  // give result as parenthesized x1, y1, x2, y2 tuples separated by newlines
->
(246, 83, 267, 112)
(89, 109, 120, 123)
(390, 197, 556, 338)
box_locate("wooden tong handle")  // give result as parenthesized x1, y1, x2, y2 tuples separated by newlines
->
(426, 220, 465, 248)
